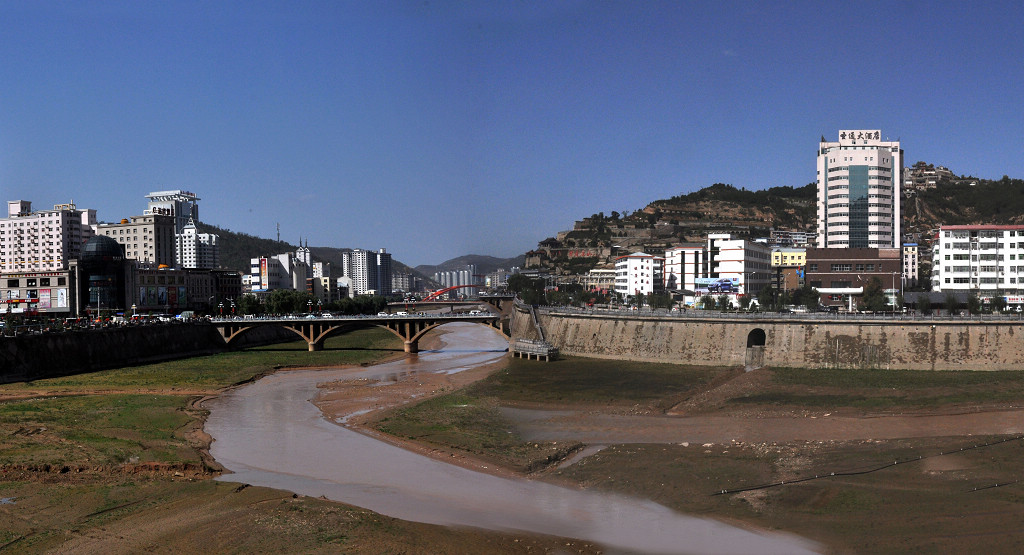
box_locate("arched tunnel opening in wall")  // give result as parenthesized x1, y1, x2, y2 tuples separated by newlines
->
(745, 328, 767, 370)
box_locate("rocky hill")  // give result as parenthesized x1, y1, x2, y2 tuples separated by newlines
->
(526, 169, 1024, 275)
(526, 183, 817, 274)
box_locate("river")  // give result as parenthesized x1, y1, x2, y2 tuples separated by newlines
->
(204, 322, 818, 554)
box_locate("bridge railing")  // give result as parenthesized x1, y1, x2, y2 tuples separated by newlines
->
(536, 305, 1024, 323)
(209, 313, 498, 323)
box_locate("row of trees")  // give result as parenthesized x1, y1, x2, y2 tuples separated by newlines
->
(231, 289, 391, 316)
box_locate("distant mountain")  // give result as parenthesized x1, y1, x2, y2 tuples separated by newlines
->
(308, 246, 430, 283)
(415, 254, 526, 278)
(197, 223, 296, 273)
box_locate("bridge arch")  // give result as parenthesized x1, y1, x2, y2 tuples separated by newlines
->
(746, 328, 767, 348)
(213, 316, 509, 354)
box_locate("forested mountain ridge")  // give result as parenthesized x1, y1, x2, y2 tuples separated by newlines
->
(195, 223, 423, 280)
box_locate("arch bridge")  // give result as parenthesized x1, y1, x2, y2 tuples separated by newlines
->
(211, 313, 509, 354)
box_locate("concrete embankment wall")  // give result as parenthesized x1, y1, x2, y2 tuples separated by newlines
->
(526, 310, 1024, 371)
(0, 324, 295, 384)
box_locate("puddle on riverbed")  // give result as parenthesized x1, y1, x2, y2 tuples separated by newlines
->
(205, 323, 817, 554)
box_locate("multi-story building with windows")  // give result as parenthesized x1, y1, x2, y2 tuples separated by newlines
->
(176, 219, 219, 269)
(144, 190, 200, 233)
(375, 248, 392, 296)
(143, 191, 219, 270)
(903, 243, 919, 288)
(249, 251, 309, 293)
(1, 200, 96, 274)
(816, 130, 903, 249)
(614, 252, 664, 297)
(706, 233, 771, 297)
(769, 229, 816, 247)
(806, 248, 902, 308)
(663, 243, 708, 292)
(771, 247, 806, 269)
(931, 225, 1024, 295)
(347, 249, 377, 296)
(96, 214, 177, 268)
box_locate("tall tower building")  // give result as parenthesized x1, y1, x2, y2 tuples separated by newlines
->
(176, 219, 219, 269)
(144, 190, 200, 233)
(375, 248, 392, 296)
(816, 130, 902, 249)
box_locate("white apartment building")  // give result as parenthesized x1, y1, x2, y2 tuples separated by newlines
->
(817, 130, 903, 249)
(348, 249, 376, 296)
(663, 243, 707, 292)
(614, 252, 664, 297)
(176, 219, 219, 269)
(96, 214, 176, 268)
(340, 248, 392, 297)
(903, 243, 919, 288)
(931, 225, 1024, 294)
(250, 251, 309, 293)
(707, 233, 771, 297)
(1, 200, 96, 274)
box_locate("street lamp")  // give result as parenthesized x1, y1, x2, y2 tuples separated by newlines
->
(307, 299, 312, 313)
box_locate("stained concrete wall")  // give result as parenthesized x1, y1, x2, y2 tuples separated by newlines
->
(526, 310, 1024, 371)
(0, 323, 295, 384)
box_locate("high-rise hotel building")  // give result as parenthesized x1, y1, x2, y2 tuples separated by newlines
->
(816, 130, 903, 249)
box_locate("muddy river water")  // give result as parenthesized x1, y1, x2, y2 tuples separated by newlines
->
(204, 323, 817, 554)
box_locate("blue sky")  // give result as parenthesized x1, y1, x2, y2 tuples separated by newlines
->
(2, 1, 1023, 267)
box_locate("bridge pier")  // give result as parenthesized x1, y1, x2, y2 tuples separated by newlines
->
(309, 341, 323, 352)
(404, 340, 418, 354)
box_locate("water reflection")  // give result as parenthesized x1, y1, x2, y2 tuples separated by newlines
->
(205, 323, 817, 554)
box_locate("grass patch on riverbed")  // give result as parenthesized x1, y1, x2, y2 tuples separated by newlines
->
(373, 393, 583, 472)
(371, 356, 728, 471)
(554, 434, 1024, 554)
(471, 355, 726, 410)
(0, 479, 590, 554)
(726, 367, 1024, 411)
(0, 394, 195, 467)
(2, 327, 402, 393)
(0, 328, 401, 469)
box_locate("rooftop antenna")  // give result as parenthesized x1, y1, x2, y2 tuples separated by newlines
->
(277, 223, 280, 242)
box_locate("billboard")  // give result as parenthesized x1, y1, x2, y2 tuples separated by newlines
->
(694, 277, 740, 294)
